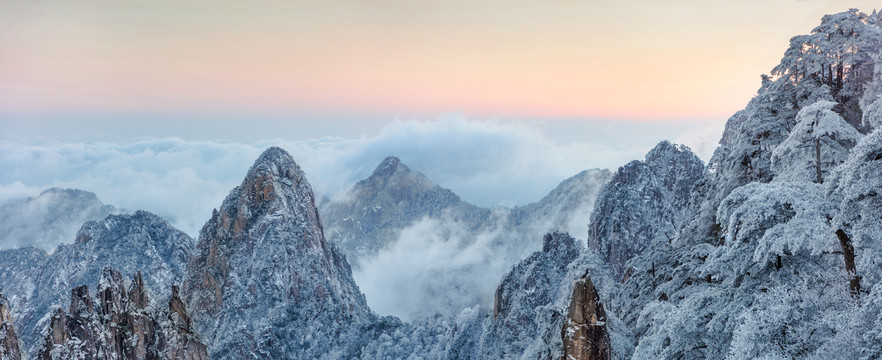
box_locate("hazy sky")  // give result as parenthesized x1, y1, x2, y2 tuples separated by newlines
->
(3, 0, 881, 140)
(0, 1, 879, 232)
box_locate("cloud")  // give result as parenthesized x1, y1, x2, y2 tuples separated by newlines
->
(353, 215, 510, 321)
(0, 117, 711, 246)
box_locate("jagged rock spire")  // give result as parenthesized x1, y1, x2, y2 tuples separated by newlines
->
(562, 272, 611, 360)
(38, 268, 207, 360)
(0, 292, 23, 360)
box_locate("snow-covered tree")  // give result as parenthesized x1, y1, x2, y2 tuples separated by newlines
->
(771, 9, 881, 127)
(771, 100, 862, 183)
(861, 95, 882, 131)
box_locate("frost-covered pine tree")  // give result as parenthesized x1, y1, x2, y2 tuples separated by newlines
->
(862, 95, 882, 131)
(771, 8, 880, 127)
(771, 100, 862, 183)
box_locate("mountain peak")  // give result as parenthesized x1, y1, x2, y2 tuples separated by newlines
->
(245, 147, 303, 183)
(183, 147, 372, 357)
(644, 140, 692, 164)
(370, 156, 407, 179)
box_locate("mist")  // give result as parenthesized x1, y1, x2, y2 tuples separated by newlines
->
(0, 117, 720, 256)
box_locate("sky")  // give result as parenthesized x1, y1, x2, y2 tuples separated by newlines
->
(1, 1, 880, 233)
(3, 1, 881, 130)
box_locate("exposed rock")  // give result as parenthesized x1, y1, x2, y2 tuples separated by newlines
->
(15, 210, 195, 357)
(182, 147, 373, 358)
(0, 292, 23, 360)
(38, 267, 208, 360)
(562, 272, 611, 360)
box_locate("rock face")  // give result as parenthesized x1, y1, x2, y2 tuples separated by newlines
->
(562, 273, 611, 360)
(11, 211, 195, 357)
(182, 147, 373, 358)
(0, 292, 22, 360)
(588, 141, 704, 278)
(38, 268, 207, 360)
(0, 188, 119, 252)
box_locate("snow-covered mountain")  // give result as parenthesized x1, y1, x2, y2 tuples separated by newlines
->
(0, 188, 119, 252)
(181, 147, 374, 358)
(611, 9, 882, 359)
(3, 211, 195, 357)
(320, 156, 493, 263)
(588, 141, 705, 279)
(323, 156, 610, 266)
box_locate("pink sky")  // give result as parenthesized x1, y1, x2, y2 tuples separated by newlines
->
(2, 1, 881, 121)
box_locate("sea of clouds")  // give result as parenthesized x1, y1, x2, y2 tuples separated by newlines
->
(1, 117, 721, 239)
(0, 116, 724, 319)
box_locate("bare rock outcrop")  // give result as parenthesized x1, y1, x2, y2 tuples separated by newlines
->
(38, 268, 207, 360)
(0, 292, 23, 360)
(562, 272, 611, 360)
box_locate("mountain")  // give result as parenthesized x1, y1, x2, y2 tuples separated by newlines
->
(323, 156, 610, 266)
(0, 188, 119, 252)
(588, 141, 705, 279)
(181, 147, 374, 358)
(321, 156, 493, 263)
(38, 268, 207, 359)
(8, 211, 195, 357)
(321, 157, 611, 319)
(610, 9, 882, 359)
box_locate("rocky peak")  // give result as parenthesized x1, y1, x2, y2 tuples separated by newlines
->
(68, 285, 93, 316)
(128, 272, 149, 310)
(562, 272, 611, 360)
(212, 147, 315, 241)
(372, 156, 404, 178)
(0, 292, 23, 360)
(359, 155, 435, 193)
(168, 286, 191, 333)
(183, 146, 372, 358)
(38, 268, 208, 360)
